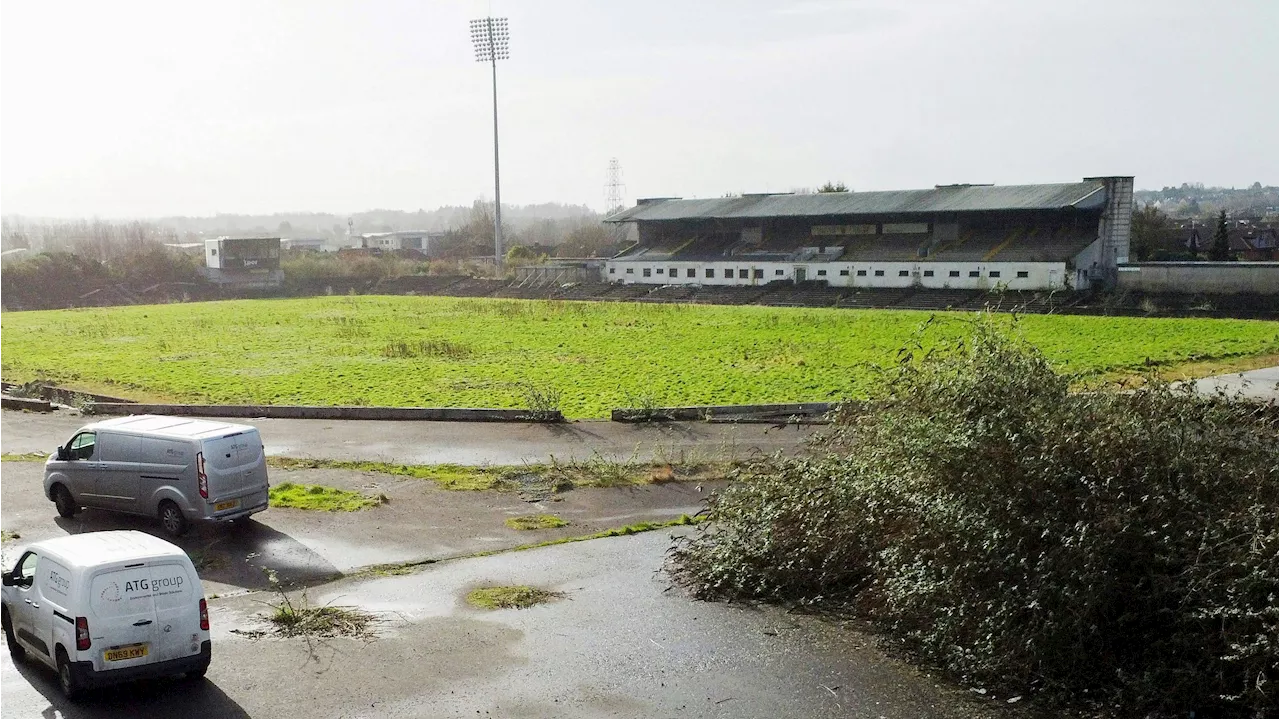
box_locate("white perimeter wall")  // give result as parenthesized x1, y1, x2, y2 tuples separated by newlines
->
(605, 259, 1071, 291)
(1115, 262, 1280, 295)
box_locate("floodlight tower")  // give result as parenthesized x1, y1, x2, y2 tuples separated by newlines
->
(469, 16, 510, 267)
(605, 158, 626, 214)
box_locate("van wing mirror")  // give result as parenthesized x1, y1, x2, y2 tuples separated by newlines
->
(1, 573, 13, 587)
(56, 446, 70, 461)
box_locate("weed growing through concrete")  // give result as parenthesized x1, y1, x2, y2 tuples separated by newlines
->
(1, 531, 20, 543)
(261, 569, 381, 639)
(187, 549, 228, 572)
(504, 514, 569, 531)
(466, 586, 564, 610)
(268, 482, 386, 511)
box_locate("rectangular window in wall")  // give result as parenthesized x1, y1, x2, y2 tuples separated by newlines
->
(626, 268, 635, 274)
(817, 270, 827, 277)
(949, 270, 960, 277)
(988, 271, 1001, 278)
(656, 268, 664, 275)
(669, 268, 678, 277)
(775, 269, 785, 276)
(857, 270, 867, 277)
(923, 270, 934, 277)
(724, 269, 733, 278)
(839, 270, 850, 276)
(753, 269, 763, 279)
(739, 269, 749, 279)
(643, 268, 652, 277)
(687, 268, 696, 278)
(1016, 271, 1029, 278)
(609, 267, 616, 274)
(969, 270, 979, 278)
(874, 270, 885, 277)
(898, 270, 909, 277)
(706, 268, 715, 278)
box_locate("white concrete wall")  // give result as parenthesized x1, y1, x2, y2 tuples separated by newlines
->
(605, 260, 1070, 291)
(1115, 262, 1279, 295)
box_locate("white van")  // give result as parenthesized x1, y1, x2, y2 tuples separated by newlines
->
(1, 531, 211, 699)
(44, 415, 270, 536)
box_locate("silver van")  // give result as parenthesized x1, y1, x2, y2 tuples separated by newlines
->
(44, 415, 270, 536)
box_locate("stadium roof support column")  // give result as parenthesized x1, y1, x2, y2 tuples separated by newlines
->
(1090, 176, 1134, 287)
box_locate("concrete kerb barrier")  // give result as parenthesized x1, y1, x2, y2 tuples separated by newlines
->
(0, 382, 137, 406)
(1, 395, 54, 412)
(84, 403, 564, 423)
(611, 402, 834, 423)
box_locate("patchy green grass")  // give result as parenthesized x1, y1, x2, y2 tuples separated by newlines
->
(472, 515, 701, 557)
(356, 515, 702, 579)
(268, 482, 385, 511)
(268, 457, 507, 490)
(465, 585, 564, 610)
(504, 514, 569, 531)
(1, 452, 48, 462)
(268, 455, 735, 492)
(1, 530, 20, 543)
(2, 296, 1273, 417)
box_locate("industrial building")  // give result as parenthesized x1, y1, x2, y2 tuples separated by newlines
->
(202, 236, 283, 287)
(359, 230, 444, 254)
(604, 177, 1134, 291)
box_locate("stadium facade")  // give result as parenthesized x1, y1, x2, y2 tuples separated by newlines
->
(603, 177, 1133, 291)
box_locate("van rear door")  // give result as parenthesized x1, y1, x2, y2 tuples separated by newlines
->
(201, 430, 268, 516)
(147, 561, 202, 662)
(87, 564, 158, 672)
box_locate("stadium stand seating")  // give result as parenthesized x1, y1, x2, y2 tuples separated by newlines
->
(374, 275, 465, 294)
(839, 233, 931, 262)
(435, 278, 505, 297)
(890, 289, 984, 311)
(836, 288, 916, 309)
(758, 283, 848, 307)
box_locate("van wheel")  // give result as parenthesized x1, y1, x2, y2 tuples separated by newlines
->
(159, 501, 188, 537)
(56, 648, 83, 701)
(2, 608, 25, 662)
(53, 486, 79, 518)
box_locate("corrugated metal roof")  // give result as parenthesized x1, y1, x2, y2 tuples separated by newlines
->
(605, 181, 1108, 223)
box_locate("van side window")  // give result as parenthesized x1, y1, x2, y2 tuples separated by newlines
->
(69, 432, 96, 460)
(14, 552, 38, 589)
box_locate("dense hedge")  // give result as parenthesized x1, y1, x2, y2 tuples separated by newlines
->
(669, 316, 1278, 717)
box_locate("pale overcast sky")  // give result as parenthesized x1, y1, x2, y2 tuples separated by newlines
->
(1, 0, 1276, 218)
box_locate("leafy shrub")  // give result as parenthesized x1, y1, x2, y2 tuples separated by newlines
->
(669, 315, 1278, 717)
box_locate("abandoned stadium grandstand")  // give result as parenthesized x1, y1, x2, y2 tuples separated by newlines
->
(604, 177, 1134, 292)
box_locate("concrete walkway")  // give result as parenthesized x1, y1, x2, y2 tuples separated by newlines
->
(1191, 366, 1278, 402)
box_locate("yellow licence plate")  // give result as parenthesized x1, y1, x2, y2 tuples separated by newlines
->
(214, 499, 240, 511)
(104, 644, 148, 662)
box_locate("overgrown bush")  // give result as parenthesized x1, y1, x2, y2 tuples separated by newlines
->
(669, 315, 1278, 717)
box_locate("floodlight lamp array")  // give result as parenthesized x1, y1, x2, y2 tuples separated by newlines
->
(469, 17, 510, 62)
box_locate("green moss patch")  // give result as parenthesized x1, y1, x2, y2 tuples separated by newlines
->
(504, 514, 569, 531)
(267, 482, 385, 511)
(465, 585, 564, 610)
(267, 455, 735, 492)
